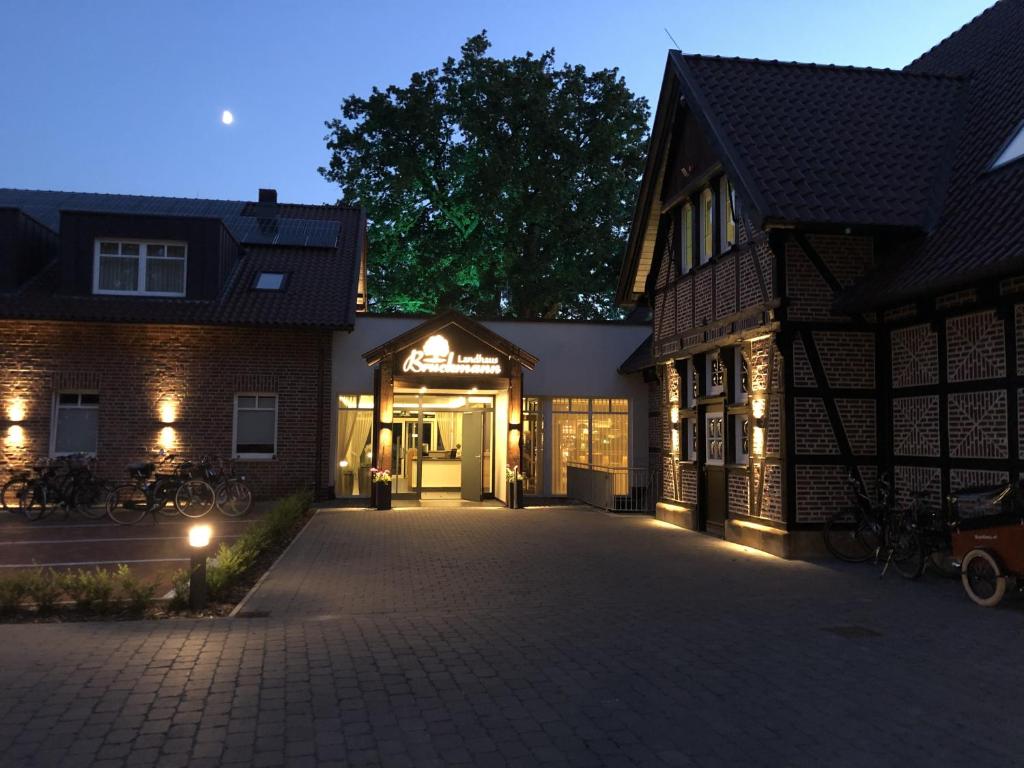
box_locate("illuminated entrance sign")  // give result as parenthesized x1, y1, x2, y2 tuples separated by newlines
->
(402, 334, 503, 375)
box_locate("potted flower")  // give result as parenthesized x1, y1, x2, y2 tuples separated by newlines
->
(505, 465, 525, 509)
(370, 468, 392, 510)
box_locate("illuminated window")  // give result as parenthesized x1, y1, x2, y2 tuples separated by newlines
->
(234, 394, 277, 458)
(337, 394, 374, 497)
(253, 272, 287, 291)
(719, 176, 736, 250)
(94, 240, 186, 296)
(678, 203, 694, 272)
(552, 397, 629, 493)
(523, 397, 543, 494)
(52, 392, 99, 456)
(700, 187, 714, 264)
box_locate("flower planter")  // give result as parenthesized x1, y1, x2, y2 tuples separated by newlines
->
(375, 484, 392, 510)
(507, 479, 524, 509)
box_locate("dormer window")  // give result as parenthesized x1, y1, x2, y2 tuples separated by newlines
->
(699, 187, 714, 264)
(992, 121, 1024, 169)
(94, 240, 186, 297)
(253, 271, 287, 291)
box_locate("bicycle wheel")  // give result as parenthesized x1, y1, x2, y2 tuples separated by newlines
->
(961, 549, 1006, 607)
(175, 480, 215, 518)
(823, 507, 874, 562)
(20, 482, 51, 521)
(107, 484, 149, 525)
(890, 528, 924, 580)
(73, 480, 111, 520)
(1, 477, 29, 512)
(218, 479, 253, 517)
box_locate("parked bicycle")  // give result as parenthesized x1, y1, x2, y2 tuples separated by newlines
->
(199, 455, 254, 517)
(15, 454, 111, 521)
(106, 451, 216, 525)
(1, 465, 35, 512)
(822, 473, 922, 578)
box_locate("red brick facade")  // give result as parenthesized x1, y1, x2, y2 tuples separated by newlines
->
(0, 320, 333, 499)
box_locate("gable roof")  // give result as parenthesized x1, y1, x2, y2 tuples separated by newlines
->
(617, 51, 965, 305)
(0, 188, 366, 329)
(363, 309, 539, 369)
(840, 0, 1024, 308)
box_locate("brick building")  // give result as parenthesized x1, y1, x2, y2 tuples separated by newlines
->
(618, 0, 1024, 556)
(0, 188, 366, 498)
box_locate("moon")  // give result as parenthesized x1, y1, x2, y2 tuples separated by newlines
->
(221, 110, 234, 125)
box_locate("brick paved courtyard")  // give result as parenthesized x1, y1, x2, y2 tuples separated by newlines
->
(0, 505, 1021, 767)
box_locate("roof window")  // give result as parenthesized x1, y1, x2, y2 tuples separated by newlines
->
(253, 271, 287, 291)
(992, 121, 1024, 170)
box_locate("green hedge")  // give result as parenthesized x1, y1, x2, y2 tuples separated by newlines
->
(0, 565, 158, 616)
(171, 490, 312, 608)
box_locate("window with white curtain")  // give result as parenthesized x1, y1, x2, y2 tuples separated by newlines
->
(552, 397, 628, 494)
(234, 394, 277, 458)
(699, 187, 714, 264)
(52, 392, 99, 455)
(94, 240, 186, 296)
(719, 176, 736, 251)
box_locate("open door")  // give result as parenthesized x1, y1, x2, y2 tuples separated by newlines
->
(461, 411, 484, 502)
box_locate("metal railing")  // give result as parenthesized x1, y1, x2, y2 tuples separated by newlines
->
(566, 463, 660, 513)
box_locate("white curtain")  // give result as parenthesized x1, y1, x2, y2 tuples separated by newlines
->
(436, 413, 456, 452)
(338, 410, 373, 495)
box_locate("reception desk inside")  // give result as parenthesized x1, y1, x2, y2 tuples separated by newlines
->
(408, 456, 461, 489)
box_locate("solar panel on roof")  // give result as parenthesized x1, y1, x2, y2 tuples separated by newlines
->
(227, 216, 339, 247)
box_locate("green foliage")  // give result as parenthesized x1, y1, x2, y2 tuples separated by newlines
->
(115, 564, 156, 615)
(25, 568, 61, 614)
(169, 569, 190, 611)
(0, 574, 28, 615)
(63, 568, 116, 614)
(320, 32, 649, 319)
(171, 491, 312, 608)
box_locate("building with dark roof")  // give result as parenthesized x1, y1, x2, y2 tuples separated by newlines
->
(0, 186, 650, 506)
(618, 0, 1024, 556)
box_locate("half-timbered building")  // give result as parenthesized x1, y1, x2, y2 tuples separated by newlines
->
(618, 0, 1024, 557)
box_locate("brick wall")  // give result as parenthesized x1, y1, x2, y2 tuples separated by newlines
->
(947, 310, 1005, 382)
(0, 320, 331, 499)
(891, 324, 938, 388)
(785, 235, 873, 322)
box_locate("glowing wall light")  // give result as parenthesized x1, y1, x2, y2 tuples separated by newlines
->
(158, 426, 176, 451)
(5, 425, 24, 448)
(752, 426, 765, 457)
(7, 398, 26, 423)
(158, 395, 179, 425)
(751, 397, 766, 420)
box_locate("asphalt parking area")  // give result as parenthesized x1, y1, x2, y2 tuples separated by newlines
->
(0, 509, 263, 593)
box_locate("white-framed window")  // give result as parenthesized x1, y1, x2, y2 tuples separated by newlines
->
(706, 351, 725, 397)
(734, 416, 750, 465)
(687, 359, 699, 406)
(733, 353, 749, 404)
(234, 394, 277, 458)
(699, 187, 714, 264)
(719, 176, 736, 250)
(253, 271, 287, 291)
(689, 419, 697, 461)
(705, 413, 724, 465)
(52, 392, 99, 456)
(678, 203, 694, 273)
(94, 240, 187, 296)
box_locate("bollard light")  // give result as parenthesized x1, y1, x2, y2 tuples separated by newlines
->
(188, 523, 213, 611)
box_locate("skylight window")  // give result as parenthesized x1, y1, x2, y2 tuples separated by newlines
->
(992, 121, 1024, 169)
(253, 272, 287, 291)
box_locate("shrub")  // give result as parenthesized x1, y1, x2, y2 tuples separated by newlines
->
(25, 568, 62, 614)
(0, 574, 28, 615)
(202, 490, 312, 604)
(116, 564, 156, 615)
(63, 568, 117, 614)
(169, 569, 190, 610)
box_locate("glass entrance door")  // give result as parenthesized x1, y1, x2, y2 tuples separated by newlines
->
(392, 391, 495, 499)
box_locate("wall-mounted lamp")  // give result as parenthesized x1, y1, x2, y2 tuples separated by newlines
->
(5, 425, 25, 448)
(7, 398, 26, 423)
(159, 398, 178, 425)
(158, 426, 176, 451)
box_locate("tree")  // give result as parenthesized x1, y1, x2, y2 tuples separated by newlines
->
(320, 32, 650, 319)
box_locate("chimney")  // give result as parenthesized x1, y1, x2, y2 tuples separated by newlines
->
(258, 188, 278, 204)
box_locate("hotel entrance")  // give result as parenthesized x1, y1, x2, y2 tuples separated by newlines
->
(392, 391, 494, 501)
(361, 311, 537, 507)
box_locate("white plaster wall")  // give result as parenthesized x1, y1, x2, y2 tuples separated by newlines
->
(330, 316, 652, 489)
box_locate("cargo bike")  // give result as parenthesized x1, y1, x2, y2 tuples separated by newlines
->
(948, 482, 1024, 607)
